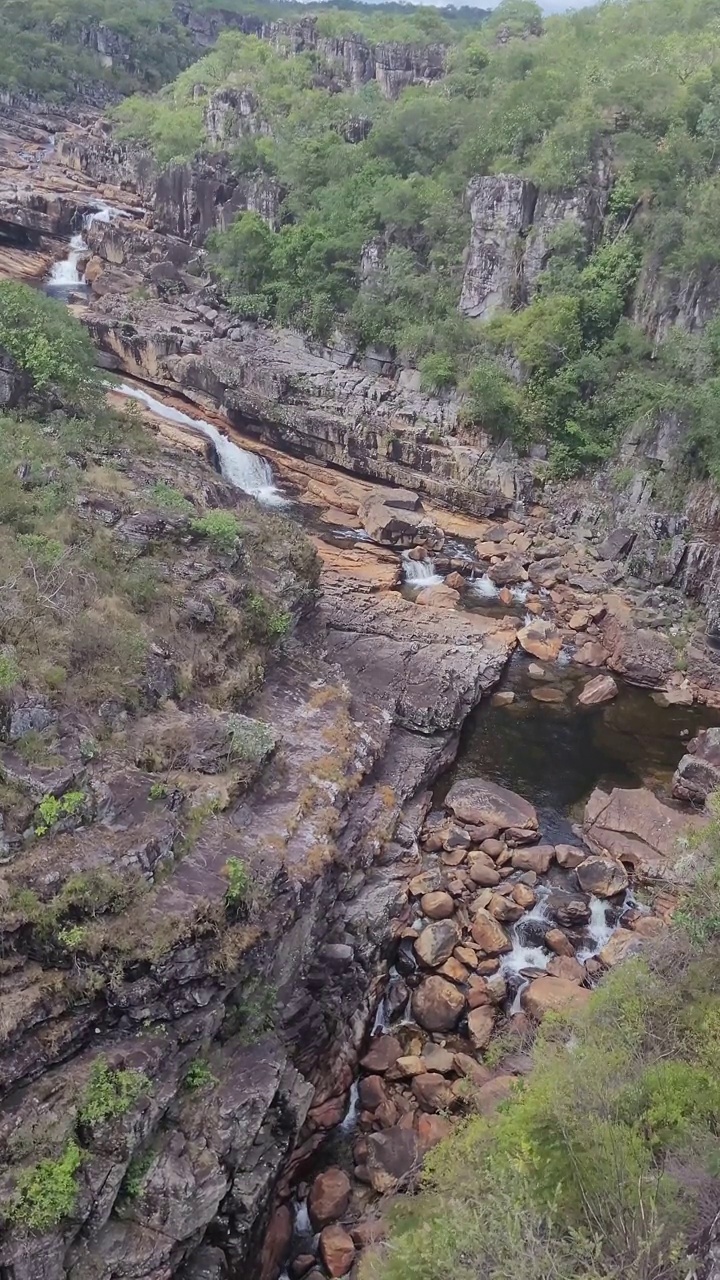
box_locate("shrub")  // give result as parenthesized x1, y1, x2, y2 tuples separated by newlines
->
(245, 592, 291, 643)
(184, 1057, 218, 1091)
(419, 353, 457, 393)
(121, 1151, 155, 1200)
(0, 283, 98, 403)
(224, 856, 251, 909)
(191, 511, 242, 555)
(78, 1059, 149, 1127)
(0, 650, 20, 691)
(8, 1141, 82, 1230)
(148, 482, 193, 513)
(34, 790, 86, 836)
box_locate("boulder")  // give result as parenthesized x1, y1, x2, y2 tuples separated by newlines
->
(416, 583, 460, 609)
(512, 845, 554, 874)
(414, 920, 460, 968)
(572, 641, 608, 667)
(421, 1044, 456, 1074)
(598, 527, 636, 561)
(360, 498, 444, 550)
(474, 1074, 515, 1116)
(545, 927, 575, 956)
(411, 976, 466, 1032)
(471, 908, 512, 955)
(522, 975, 592, 1020)
(445, 777, 538, 833)
(420, 890, 455, 920)
(467, 1004, 496, 1051)
(320, 1225, 355, 1278)
(545, 956, 586, 983)
(583, 786, 707, 882)
(530, 686, 566, 703)
(577, 673, 618, 706)
(468, 861, 501, 887)
(555, 845, 586, 869)
(598, 927, 645, 967)
(361, 1034, 402, 1074)
(575, 855, 628, 898)
(672, 728, 720, 806)
(411, 1072, 455, 1112)
(366, 1127, 420, 1193)
(308, 1168, 352, 1230)
(517, 619, 563, 662)
(548, 890, 591, 928)
(416, 1113, 452, 1152)
(453, 1053, 493, 1088)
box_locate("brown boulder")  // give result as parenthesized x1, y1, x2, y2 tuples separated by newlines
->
(522, 976, 592, 1020)
(366, 1127, 420, 1193)
(545, 927, 575, 956)
(453, 1053, 493, 1088)
(308, 1168, 352, 1230)
(414, 920, 460, 968)
(475, 1074, 515, 1116)
(583, 786, 707, 882)
(471, 908, 512, 955)
(468, 861, 501, 887)
(488, 893, 524, 924)
(468, 1004, 496, 1051)
(517, 619, 563, 662)
(416, 583, 460, 609)
(576, 854, 628, 898)
(546, 956, 586, 983)
(445, 777, 538, 833)
(573, 641, 608, 666)
(512, 845, 554, 874)
(416, 1113, 452, 1152)
(361, 1034, 402, 1074)
(530, 686, 566, 704)
(555, 845, 586, 869)
(577, 674, 618, 706)
(411, 976, 466, 1031)
(320, 1225, 355, 1278)
(420, 890, 455, 920)
(412, 1072, 456, 1112)
(513, 883, 536, 909)
(598, 927, 644, 967)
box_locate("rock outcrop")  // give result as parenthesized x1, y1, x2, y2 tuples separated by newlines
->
(582, 786, 707, 881)
(673, 727, 720, 807)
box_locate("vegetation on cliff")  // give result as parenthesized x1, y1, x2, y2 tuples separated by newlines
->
(365, 810, 720, 1280)
(114, 0, 720, 477)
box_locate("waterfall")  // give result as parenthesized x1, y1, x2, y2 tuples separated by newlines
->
(113, 381, 288, 508)
(470, 573, 499, 600)
(45, 202, 131, 299)
(577, 896, 614, 961)
(339, 1080, 360, 1133)
(402, 551, 443, 587)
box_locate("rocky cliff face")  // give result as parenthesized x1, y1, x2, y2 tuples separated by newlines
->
(171, 3, 448, 99)
(459, 160, 613, 320)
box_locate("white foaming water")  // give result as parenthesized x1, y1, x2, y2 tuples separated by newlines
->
(470, 573, 499, 600)
(113, 381, 288, 507)
(511, 583, 530, 603)
(402, 551, 443, 587)
(339, 1080, 360, 1133)
(293, 1198, 312, 1236)
(47, 203, 134, 296)
(577, 895, 614, 961)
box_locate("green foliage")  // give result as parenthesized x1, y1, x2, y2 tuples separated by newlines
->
(184, 1057, 218, 1091)
(245, 592, 291, 642)
(223, 856, 251, 908)
(7, 1141, 82, 1230)
(56, 924, 87, 951)
(148, 482, 193, 513)
(0, 284, 98, 403)
(0, 650, 20, 691)
(148, 782, 169, 801)
(78, 1058, 149, 1127)
(34, 789, 86, 836)
(191, 510, 243, 555)
(227, 714, 276, 764)
(121, 1151, 155, 1199)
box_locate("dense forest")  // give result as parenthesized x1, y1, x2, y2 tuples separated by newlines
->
(107, 0, 720, 478)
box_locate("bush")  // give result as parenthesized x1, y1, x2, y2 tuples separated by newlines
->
(78, 1059, 149, 1127)
(184, 1057, 218, 1091)
(34, 789, 86, 836)
(0, 283, 98, 403)
(191, 511, 243, 555)
(224, 856, 251, 909)
(0, 650, 20, 691)
(8, 1141, 82, 1230)
(148, 482, 193, 513)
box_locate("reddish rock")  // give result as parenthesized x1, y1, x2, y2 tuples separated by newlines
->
(259, 1205, 293, 1280)
(598, 927, 644, 967)
(360, 1034, 402, 1074)
(412, 1072, 455, 1112)
(512, 883, 536, 909)
(439, 956, 469, 983)
(573, 641, 608, 666)
(414, 919, 460, 968)
(468, 861, 501, 887)
(420, 890, 455, 920)
(416, 1112, 452, 1152)
(467, 1004, 496, 1051)
(408, 869, 443, 896)
(320, 1224, 355, 1278)
(546, 955, 586, 983)
(445, 777, 538, 833)
(366, 1127, 420, 1193)
(555, 844, 586, 869)
(290, 1255, 316, 1279)
(517, 618, 563, 661)
(522, 975, 592, 1020)
(421, 1044, 455, 1074)
(488, 893, 524, 924)
(475, 1074, 515, 1115)
(358, 1075, 388, 1111)
(531, 686, 566, 704)
(453, 1053, 493, 1088)
(576, 854, 628, 898)
(577, 673, 618, 706)
(308, 1167, 352, 1230)
(512, 845, 554, 874)
(630, 914, 668, 938)
(673, 727, 720, 805)
(393, 1054, 425, 1078)
(583, 785, 707, 881)
(411, 976, 466, 1032)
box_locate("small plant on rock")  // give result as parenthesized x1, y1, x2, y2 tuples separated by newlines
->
(191, 511, 242, 555)
(8, 1141, 82, 1230)
(78, 1058, 149, 1127)
(184, 1057, 218, 1091)
(34, 790, 86, 836)
(148, 782, 169, 801)
(224, 856, 251, 911)
(149, 481, 193, 513)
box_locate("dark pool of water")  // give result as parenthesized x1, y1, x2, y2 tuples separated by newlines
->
(436, 655, 719, 842)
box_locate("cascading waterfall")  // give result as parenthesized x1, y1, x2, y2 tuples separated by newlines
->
(577, 895, 614, 961)
(401, 550, 443, 587)
(45, 202, 130, 300)
(113, 381, 288, 508)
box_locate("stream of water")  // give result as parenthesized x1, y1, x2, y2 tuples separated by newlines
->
(45, 202, 129, 301)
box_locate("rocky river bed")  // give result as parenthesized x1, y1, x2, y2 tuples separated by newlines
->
(2, 102, 720, 1280)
